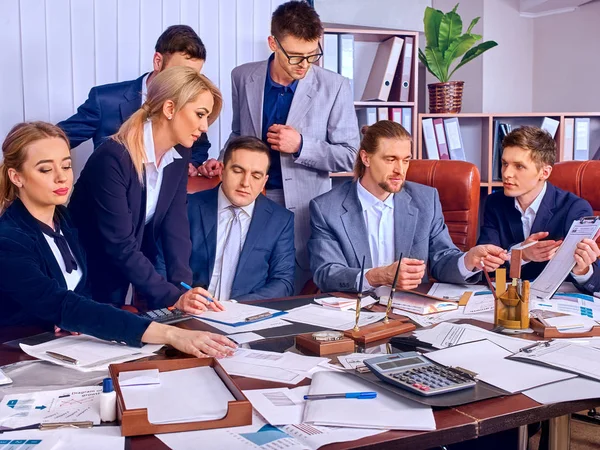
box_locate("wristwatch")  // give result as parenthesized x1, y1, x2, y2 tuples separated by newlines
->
(311, 331, 344, 342)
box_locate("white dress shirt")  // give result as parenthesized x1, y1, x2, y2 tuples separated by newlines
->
(514, 182, 592, 283)
(356, 181, 474, 293)
(142, 120, 181, 224)
(208, 187, 256, 297)
(43, 234, 83, 291)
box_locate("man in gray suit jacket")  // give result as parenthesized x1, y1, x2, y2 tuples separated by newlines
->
(309, 121, 509, 294)
(221, 1, 360, 292)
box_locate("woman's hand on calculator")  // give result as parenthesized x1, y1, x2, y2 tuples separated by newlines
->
(174, 287, 225, 315)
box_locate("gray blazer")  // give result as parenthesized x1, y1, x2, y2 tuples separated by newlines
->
(221, 60, 360, 269)
(308, 180, 479, 293)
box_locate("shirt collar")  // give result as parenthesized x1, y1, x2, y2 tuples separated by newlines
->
(217, 185, 256, 218)
(142, 120, 182, 169)
(141, 72, 150, 104)
(515, 181, 547, 216)
(265, 53, 299, 94)
(356, 179, 394, 212)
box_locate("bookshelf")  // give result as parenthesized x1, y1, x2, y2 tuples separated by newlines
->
(322, 23, 419, 180)
(417, 112, 600, 195)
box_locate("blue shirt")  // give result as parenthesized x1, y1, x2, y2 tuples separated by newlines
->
(262, 54, 299, 190)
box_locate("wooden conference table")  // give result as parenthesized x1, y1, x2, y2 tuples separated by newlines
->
(1, 294, 598, 450)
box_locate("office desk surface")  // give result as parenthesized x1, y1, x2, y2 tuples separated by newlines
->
(1, 295, 599, 450)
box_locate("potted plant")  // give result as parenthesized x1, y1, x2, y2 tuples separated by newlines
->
(419, 3, 498, 113)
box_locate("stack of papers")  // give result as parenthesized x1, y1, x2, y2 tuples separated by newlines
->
(303, 371, 436, 430)
(426, 339, 576, 393)
(531, 292, 600, 320)
(0, 386, 102, 429)
(20, 335, 162, 372)
(337, 353, 386, 370)
(120, 366, 234, 424)
(283, 304, 385, 331)
(427, 283, 490, 299)
(242, 386, 309, 426)
(195, 302, 291, 334)
(382, 291, 458, 315)
(157, 410, 385, 450)
(314, 296, 377, 311)
(543, 315, 599, 333)
(413, 322, 531, 352)
(0, 426, 124, 450)
(219, 348, 331, 385)
(394, 306, 495, 327)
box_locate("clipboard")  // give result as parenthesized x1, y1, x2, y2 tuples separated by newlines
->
(109, 358, 252, 437)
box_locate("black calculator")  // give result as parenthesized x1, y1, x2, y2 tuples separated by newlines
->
(363, 352, 476, 396)
(139, 308, 190, 324)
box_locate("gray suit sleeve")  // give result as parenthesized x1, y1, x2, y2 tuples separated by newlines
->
(220, 70, 242, 161)
(428, 189, 480, 284)
(294, 77, 359, 173)
(308, 199, 360, 292)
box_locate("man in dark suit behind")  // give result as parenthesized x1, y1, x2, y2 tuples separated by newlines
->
(478, 126, 600, 294)
(188, 136, 295, 302)
(58, 25, 222, 176)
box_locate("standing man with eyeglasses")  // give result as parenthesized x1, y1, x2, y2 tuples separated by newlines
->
(220, 0, 360, 293)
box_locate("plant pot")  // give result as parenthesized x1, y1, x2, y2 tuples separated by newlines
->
(428, 81, 464, 114)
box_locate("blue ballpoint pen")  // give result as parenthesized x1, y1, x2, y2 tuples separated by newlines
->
(303, 392, 377, 400)
(180, 281, 213, 303)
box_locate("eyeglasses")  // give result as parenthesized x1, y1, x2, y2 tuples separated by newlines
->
(274, 37, 323, 65)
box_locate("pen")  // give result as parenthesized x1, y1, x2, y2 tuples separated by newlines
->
(180, 281, 213, 303)
(474, 290, 492, 296)
(5, 421, 94, 432)
(244, 312, 273, 322)
(480, 261, 498, 300)
(46, 351, 78, 365)
(303, 392, 377, 400)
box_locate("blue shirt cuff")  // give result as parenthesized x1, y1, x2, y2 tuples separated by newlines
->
(293, 135, 303, 158)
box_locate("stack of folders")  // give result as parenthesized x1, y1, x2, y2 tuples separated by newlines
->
(356, 107, 412, 134)
(562, 117, 594, 161)
(422, 118, 466, 161)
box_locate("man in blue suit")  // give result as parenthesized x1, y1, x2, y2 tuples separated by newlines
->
(188, 136, 295, 301)
(309, 120, 508, 296)
(478, 126, 600, 294)
(58, 25, 221, 176)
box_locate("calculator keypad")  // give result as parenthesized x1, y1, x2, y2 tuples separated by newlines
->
(139, 308, 189, 324)
(383, 365, 475, 395)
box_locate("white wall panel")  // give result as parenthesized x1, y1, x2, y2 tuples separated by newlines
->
(117, 0, 140, 81)
(180, 0, 199, 33)
(20, 0, 49, 121)
(140, 0, 162, 74)
(236, 0, 254, 65)
(95, 0, 118, 86)
(0, 0, 24, 141)
(162, 0, 180, 29)
(218, 0, 236, 146)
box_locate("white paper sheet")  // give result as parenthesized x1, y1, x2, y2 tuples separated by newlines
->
(20, 335, 162, 372)
(243, 387, 309, 425)
(544, 315, 599, 333)
(0, 426, 124, 450)
(523, 377, 600, 404)
(426, 283, 489, 300)
(413, 322, 530, 352)
(196, 301, 284, 325)
(195, 317, 292, 334)
(157, 411, 384, 450)
(0, 386, 101, 429)
(303, 371, 436, 430)
(314, 296, 377, 310)
(395, 306, 495, 327)
(531, 292, 600, 320)
(463, 294, 495, 315)
(283, 305, 385, 331)
(426, 339, 576, 393)
(227, 332, 265, 344)
(118, 369, 160, 387)
(120, 367, 235, 424)
(337, 353, 385, 370)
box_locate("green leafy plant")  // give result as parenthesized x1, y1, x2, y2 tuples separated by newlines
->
(419, 3, 498, 83)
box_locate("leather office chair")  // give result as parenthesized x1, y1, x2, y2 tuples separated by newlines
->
(187, 175, 221, 194)
(406, 159, 481, 251)
(549, 160, 600, 216)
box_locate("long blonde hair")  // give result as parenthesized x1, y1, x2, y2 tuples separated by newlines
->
(113, 66, 222, 182)
(0, 122, 69, 214)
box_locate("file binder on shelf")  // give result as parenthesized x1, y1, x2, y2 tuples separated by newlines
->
(391, 36, 413, 102)
(322, 33, 339, 73)
(338, 34, 355, 96)
(422, 118, 439, 160)
(110, 358, 252, 437)
(443, 117, 466, 161)
(361, 36, 404, 101)
(433, 118, 450, 160)
(574, 117, 590, 160)
(563, 118, 575, 161)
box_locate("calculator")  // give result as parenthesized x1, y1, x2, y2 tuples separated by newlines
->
(139, 308, 190, 324)
(363, 352, 476, 396)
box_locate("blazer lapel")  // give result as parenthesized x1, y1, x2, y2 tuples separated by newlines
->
(393, 189, 418, 260)
(246, 63, 267, 137)
(199, 189, 219, 280)
(341, 183, 373, 268)
(531, 184, 555, 235)
(286, 68, 317, 129)
(120, 74, 145, 122)
(233, 196, 273, 288)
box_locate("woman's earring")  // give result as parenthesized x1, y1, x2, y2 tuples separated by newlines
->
(168, 115, 173, 120)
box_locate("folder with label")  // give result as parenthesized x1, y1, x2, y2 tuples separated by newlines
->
(574, 117, 590, 160)
(433, 118, 450, 160)
(196, 302, 287, 327)
(563, 118, 575, 161)
(422, 118, 439, 160)
(444, 117, 467, 161)
(361, 36, 404, 101)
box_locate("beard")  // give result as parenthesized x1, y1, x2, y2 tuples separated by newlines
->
(378, 179, 403, 193)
